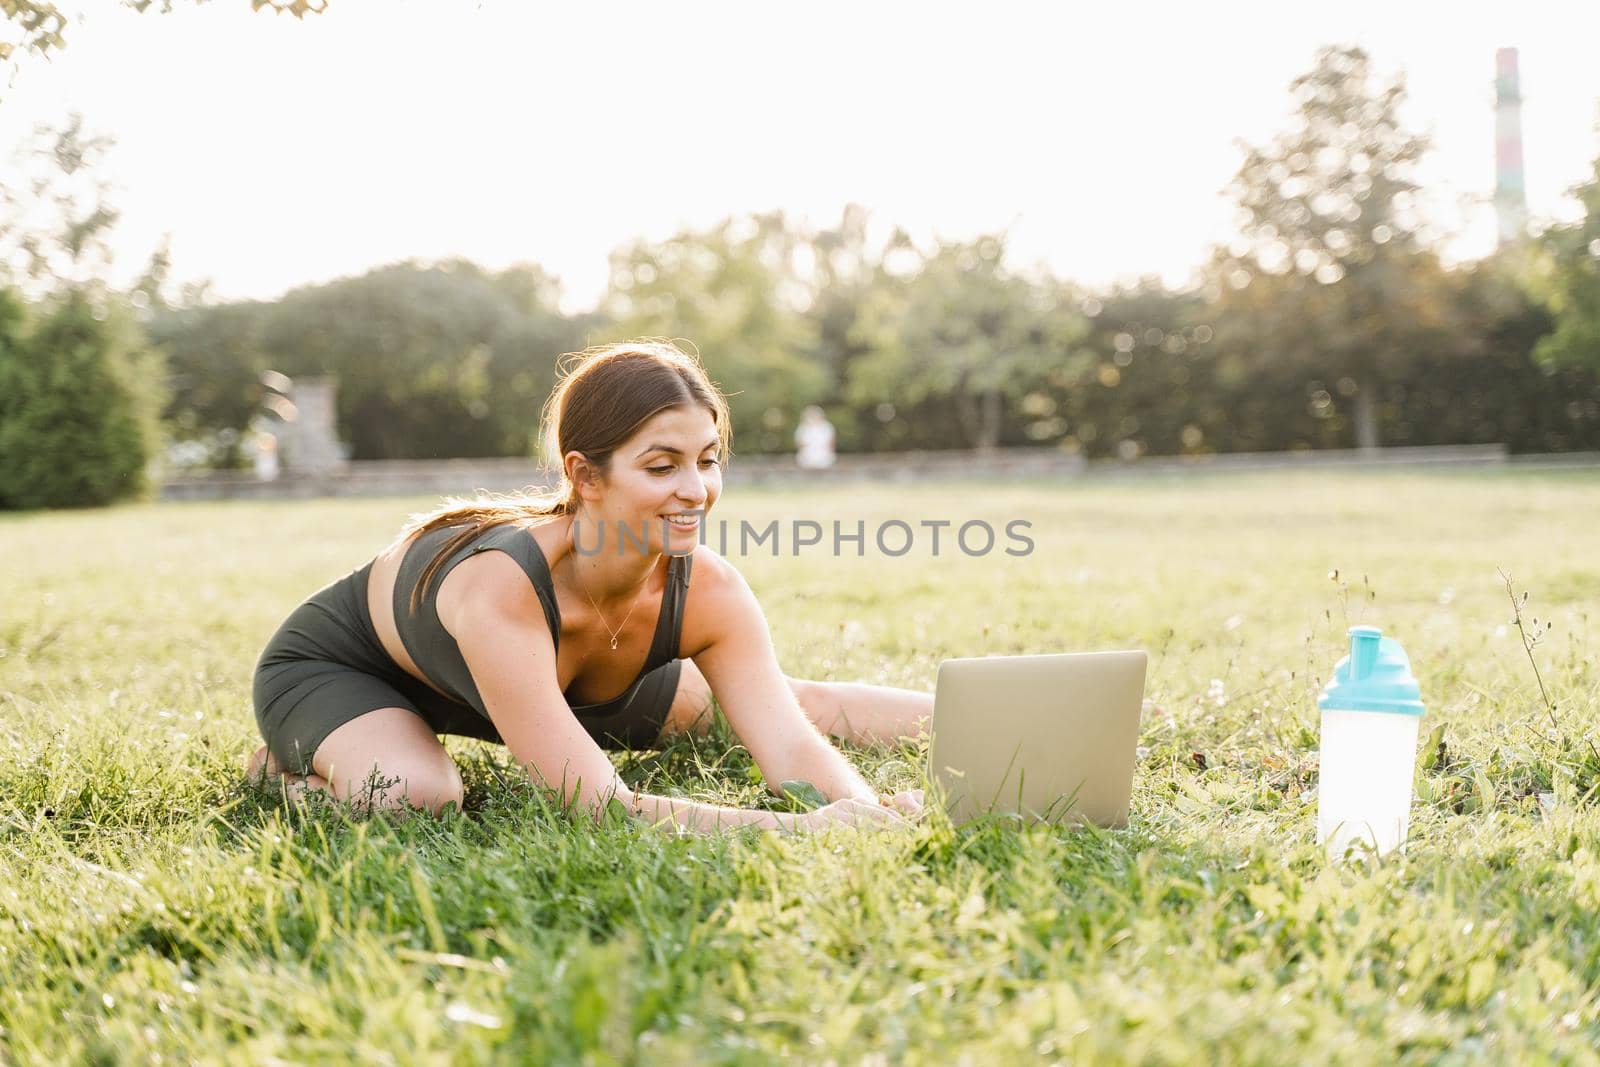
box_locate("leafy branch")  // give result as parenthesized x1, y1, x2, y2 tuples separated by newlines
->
(3, 1, 327, 75)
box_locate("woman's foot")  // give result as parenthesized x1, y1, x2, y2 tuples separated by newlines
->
(244, 744, 329, 802)
(245, 744, 280, 783)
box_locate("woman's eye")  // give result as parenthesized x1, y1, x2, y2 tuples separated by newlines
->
(647, 458, 717, 474)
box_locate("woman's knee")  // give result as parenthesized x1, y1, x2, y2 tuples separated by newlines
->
(658, 659, 717, 737)
(313, 707, 464, 816)
(332, 757, 463, 815)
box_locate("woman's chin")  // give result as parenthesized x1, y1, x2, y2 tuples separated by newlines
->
(662, 521, 700, 553)
(632, 511, 706, 553)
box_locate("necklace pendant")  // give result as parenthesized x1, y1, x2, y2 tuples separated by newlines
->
(610, 637, 619, 650)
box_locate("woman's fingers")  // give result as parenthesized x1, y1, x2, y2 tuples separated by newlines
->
(830, 797, 911, 830)
(886, 789, 925, 817)
(807, 795, 924, 831)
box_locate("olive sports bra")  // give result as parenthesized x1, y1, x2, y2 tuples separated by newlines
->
(390, 521, 692, 724)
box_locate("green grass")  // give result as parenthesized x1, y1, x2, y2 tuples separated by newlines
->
(3, 471, 1599, 1064)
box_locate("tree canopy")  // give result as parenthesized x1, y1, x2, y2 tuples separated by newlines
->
(0, 289, 165, 508)
(1531, 156, 1600, 373)
(846, 236, 1085, 451)
(603, 213, 829, 453)
(142, 258, 586, 468)
(1218, 45, 1454, 449)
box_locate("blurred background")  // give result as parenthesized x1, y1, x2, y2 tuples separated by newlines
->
(2, 1, 1600, 507)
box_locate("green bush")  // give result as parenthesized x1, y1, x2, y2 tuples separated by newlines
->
(0, 288, 166, 509)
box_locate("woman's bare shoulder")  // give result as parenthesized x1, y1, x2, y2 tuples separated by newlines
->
(436, 547, 551, 643)
(680, 544, 760, 656)
(684, 542, 747, 596)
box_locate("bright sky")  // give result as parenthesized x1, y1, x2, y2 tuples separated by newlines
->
(2, 0, 1598, 313)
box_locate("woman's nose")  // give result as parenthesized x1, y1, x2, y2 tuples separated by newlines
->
(676, 469, 709, 506)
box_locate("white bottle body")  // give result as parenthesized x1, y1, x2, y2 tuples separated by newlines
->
(1317, 708, 1421, 858)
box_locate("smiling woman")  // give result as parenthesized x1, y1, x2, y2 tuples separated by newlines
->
(247, 340, 931, 830)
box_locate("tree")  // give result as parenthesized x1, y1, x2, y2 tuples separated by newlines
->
(0, 112, 168, 507)
(795, 205, 914, 452)
(1531, 154, 1600, 371)
(258, 260, 576, 460)
(1220, 45, 1453, 450)
(603, 213, 828, 452)
(802, 205, 878, 390)
(1436, 253, 1600, 453)
(146, 299, 272, 467)
(151, 260, 582, 465)
(0, 114, 121, 297)
(0, 289, 165, 508)
(1059, 281, 1215, 459)
(845, 235, 1085, 452)
(0, 286, 27, 390)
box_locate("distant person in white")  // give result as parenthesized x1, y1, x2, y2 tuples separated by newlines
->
(252, 429, 280, 481)
(794, 405, 836, 470)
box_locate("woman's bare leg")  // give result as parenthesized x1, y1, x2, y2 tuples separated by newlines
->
(656, 659, 719, 738)
(786, 677, 932, 745)
(657, 659, 931, 745)
(247, 707, 463, 816)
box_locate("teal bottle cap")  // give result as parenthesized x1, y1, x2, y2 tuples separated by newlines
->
(1317, 625, 1425, 716)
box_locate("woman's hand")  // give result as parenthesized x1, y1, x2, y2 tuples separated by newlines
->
(883, 789, 925, 819)
(801, 796, 913, 831)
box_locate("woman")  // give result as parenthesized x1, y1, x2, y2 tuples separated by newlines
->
(249, 340, 932, 831)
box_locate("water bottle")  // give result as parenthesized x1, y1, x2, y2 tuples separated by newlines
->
(1316, 625, 1425, 859)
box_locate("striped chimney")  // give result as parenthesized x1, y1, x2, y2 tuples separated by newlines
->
(1495, 47, 1528, 246)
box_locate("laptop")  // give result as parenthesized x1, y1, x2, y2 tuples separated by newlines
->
(926, 650, 1148, 827)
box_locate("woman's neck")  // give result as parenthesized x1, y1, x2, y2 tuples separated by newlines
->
(561, 513, 662, 603)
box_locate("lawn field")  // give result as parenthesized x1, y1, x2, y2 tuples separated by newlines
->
(3, 471, 1600, 1064)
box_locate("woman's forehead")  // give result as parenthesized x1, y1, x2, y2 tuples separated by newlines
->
(627, 406, 719, 449)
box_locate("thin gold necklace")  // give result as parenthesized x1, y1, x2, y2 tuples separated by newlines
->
(571, 557, 654, 651)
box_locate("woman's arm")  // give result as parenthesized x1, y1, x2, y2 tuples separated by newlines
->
(627, 793, 904, 834)
(685, 553, 881, 806)
(443, 553, 897, 833)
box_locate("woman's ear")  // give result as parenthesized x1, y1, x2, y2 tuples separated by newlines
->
(564, 450, 604, 502)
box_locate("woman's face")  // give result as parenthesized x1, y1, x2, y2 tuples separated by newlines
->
(582, 405, 723, 556)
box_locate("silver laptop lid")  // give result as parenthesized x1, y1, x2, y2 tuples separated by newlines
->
(927, 650, 1147, 827)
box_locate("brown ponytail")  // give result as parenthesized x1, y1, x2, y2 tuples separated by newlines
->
(400, 339, 732, 614)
